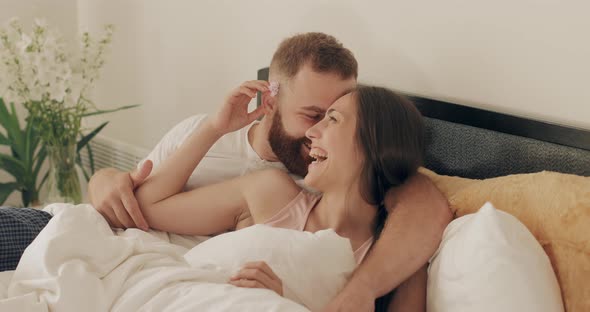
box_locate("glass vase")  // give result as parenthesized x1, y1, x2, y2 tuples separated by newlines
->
(45, 144, 82, 204)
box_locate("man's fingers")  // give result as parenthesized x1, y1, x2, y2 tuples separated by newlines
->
(239, 81, 270, 98)
(98, 206, 123, 229)
(111, 200, 135, 228)
(120, 191, 149, 231)
(238, 86, 257, 99)
(247, 105, 266, 123)
(242, 80, 270, 93)
(130, 160, 153, 188)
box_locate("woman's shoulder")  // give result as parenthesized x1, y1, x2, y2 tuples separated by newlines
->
(250, 168, 299, 190)
(244, 168, 302, 223)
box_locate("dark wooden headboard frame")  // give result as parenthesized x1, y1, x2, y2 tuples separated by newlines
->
(407, 95, 590, 151)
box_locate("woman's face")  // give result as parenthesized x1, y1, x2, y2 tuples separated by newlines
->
(303, 93, 364, 191)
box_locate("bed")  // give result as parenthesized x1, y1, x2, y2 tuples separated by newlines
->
(257, 67, 590, 312)
(1, 68, 587, 312)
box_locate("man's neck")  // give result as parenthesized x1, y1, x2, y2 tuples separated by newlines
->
(247, 117, 280, 162)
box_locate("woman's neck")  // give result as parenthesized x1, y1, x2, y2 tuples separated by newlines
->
(311, 184, 377, 241)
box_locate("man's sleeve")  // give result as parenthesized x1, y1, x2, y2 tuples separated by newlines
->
(140, 114, 208, 169)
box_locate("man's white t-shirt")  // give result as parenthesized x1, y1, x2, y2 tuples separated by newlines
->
(143, 114, 303, 191)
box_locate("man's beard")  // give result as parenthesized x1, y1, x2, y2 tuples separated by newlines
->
(268, 111, 313, 177)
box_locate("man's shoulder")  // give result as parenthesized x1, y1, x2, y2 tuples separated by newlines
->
(174, 114, 209, 134)
(162, 114, 209, 147)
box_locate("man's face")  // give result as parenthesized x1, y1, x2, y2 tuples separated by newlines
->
(268, 64, 356, 176)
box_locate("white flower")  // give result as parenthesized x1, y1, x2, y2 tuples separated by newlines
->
(35, 56, 52, 85)
(16, 33, 31, 53)
(28, 84, 43, 102)
(0, 18, 116, 143)
(49, 80, 67, 102)
(269, 81, 280, 97)
(4, 19, 22, 44)
(7, 17, 20, 29)
(33, 18, 47, 29)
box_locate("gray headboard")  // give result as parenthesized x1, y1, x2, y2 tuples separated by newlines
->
(258, 67, 590, 179)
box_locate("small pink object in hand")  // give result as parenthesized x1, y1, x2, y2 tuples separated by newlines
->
(269, 81, 280, 97)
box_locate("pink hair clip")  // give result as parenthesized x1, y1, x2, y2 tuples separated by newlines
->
(269, 81, 280, 97)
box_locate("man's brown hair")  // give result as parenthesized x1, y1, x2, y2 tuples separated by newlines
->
(269, 32, 358, 80)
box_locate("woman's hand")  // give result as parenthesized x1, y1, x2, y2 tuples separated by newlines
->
(228, 261, 283, 296)
(209, 80, 270, 135)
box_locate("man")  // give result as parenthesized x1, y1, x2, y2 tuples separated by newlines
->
(91, 32, 451, 311)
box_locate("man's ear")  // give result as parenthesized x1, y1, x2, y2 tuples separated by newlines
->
(261, 92, 277, 115)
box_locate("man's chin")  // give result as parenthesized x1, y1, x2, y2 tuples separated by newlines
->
(290, 165, 309, 178)
(283, 159, 310, 177)
(297, 158, 312, 177)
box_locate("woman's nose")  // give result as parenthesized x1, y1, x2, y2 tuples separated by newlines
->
(305, 123, 321, 140)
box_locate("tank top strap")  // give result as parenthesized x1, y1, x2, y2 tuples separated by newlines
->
(264, 190, 321, 231)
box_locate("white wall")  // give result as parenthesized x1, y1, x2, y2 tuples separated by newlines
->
(0, 0, 79, 206)
(0, 0, 78, 37)
(1, 1, 587, 204)
(32, 0, 590, 151)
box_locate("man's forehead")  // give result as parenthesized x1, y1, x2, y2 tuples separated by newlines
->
(290, 82, 355, 110)
(300, 105, 327, 114)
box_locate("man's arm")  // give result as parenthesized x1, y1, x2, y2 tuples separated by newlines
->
(323, 173, 451, 311)
(387, 265, 427, 312)
(88, 164, 151, 230)
(88, 115, 208, 230)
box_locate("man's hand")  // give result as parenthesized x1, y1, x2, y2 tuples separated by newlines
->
(322, 278, 376, 312)
(209, 80, 270, 135)
(88, 160, 153, 230)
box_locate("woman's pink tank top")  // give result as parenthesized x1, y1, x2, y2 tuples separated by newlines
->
(264, 190, 374, 264)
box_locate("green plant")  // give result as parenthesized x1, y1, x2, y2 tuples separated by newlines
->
(0, 97, 121, 206)
(0, 97, 45, 206)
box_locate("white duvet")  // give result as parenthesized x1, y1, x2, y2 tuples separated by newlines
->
(0, 204, 356, 312)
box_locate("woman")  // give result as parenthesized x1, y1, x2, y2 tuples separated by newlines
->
(133, 80, 425, 303)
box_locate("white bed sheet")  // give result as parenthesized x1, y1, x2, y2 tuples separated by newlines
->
(0, 203, 355, 311)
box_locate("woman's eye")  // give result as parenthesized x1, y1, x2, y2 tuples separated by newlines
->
(328, 115, 337, 122)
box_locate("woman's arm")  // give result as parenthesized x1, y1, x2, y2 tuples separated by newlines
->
(133, 80, 273, 235)
(138, 169, 270, 235)
(135, 121, 224, 208)
(138, 168, 300, 236)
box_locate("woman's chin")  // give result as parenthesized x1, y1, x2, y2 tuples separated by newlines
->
(303, 174, 317, 188)
(303, 170, 323, 189)
(304, 161, 330, 189)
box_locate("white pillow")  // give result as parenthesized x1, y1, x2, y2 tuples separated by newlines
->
(184, 225, 356, 311)
(427, 202, 564, 312)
